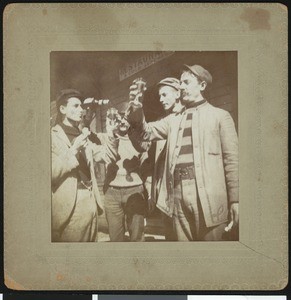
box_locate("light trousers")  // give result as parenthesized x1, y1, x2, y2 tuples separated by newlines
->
(172, 178, 227, 241)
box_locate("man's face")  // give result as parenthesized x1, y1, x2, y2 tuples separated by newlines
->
(118, 117, 130, 135)
(159, 85, 179, 112)
(180, 71, 206, 103)
(60, 97, 84, 123)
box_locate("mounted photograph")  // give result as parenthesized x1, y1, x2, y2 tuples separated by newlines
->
(4, 3, 287, 290)
(50, 51, 238, 243)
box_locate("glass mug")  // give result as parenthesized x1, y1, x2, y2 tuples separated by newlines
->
(106, 107, 120, 125)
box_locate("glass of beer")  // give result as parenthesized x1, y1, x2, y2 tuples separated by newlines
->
(106, 107, 119, 126)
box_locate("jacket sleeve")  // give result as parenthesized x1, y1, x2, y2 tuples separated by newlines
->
(219, 111, 239, 203)
(128, 127, 151, 153)
(91, 133, 120, 165)
(51, 133, 79, 185)
(128, 107, 169, 142)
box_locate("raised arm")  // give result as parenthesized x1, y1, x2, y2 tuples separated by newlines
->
(51, 130, 88, 185)
(126, 78, 169, 142)
(127, 106, 169, 142)
(91, 133, 119, 165)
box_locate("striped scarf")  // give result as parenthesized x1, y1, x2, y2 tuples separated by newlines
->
(175, 112, 194, 169)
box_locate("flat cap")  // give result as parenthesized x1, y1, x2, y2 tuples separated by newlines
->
(56, 89, 83, 107)
(183, 64, 212, 84)
(157, 77, 180, 91)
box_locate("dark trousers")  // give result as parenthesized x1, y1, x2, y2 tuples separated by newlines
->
(172, 178, 227, 241)
(163, 213, 176, 241)
(104, 185, 146, 242)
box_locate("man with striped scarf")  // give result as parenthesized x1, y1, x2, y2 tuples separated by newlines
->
(128, 65, 239, 241)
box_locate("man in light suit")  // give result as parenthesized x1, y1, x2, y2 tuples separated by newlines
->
(128, 65, 239, 241)
(51, 89, 118, 242)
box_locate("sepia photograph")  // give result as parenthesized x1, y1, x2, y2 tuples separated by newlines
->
(50, 51, 238, 243)
(4, 3, 287, 290)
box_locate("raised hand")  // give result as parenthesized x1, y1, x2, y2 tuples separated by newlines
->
(71, 130, 90, 154)
(106, 108, 121, 138)
(128, 78, 147, 110)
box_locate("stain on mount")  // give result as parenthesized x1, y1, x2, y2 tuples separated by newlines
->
(240, 8, 271, 30)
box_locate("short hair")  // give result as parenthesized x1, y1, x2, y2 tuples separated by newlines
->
(55, 89, 83, 125)
(56, 89, 83, 110)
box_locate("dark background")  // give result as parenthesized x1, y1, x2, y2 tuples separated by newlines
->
(49, 51, 239, 242)
(50, 51, 238, 133)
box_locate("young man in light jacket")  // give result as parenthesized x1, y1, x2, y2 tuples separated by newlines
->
(143, 77, 184, 240)
(51, 89, 118, 242)
(128, 65, 239, 241)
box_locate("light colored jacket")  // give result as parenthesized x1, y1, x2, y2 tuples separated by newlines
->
(150, 104, 184, 206)
(150, 140, 166, 204)
(130, 101, 238, 227)
(51, 124, 118, 240)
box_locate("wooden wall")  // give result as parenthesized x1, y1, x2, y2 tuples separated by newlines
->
(50, 51, 237, 132)
(96, 51, 238, 132)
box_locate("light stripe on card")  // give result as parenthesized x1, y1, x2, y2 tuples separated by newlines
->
(188, 297, 286, 300)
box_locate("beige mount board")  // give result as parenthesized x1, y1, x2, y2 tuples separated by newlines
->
(3, 3, 288, 290)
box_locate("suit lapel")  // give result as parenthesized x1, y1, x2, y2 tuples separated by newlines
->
(52, 124, 104, 212)
(52, 124, 72, 148)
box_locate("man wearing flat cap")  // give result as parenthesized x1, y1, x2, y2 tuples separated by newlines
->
(128, 65, 238, 241)
(157, 77, 183, 114)
(51, 89, 119, 242)
(143, 77, 184, 240)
